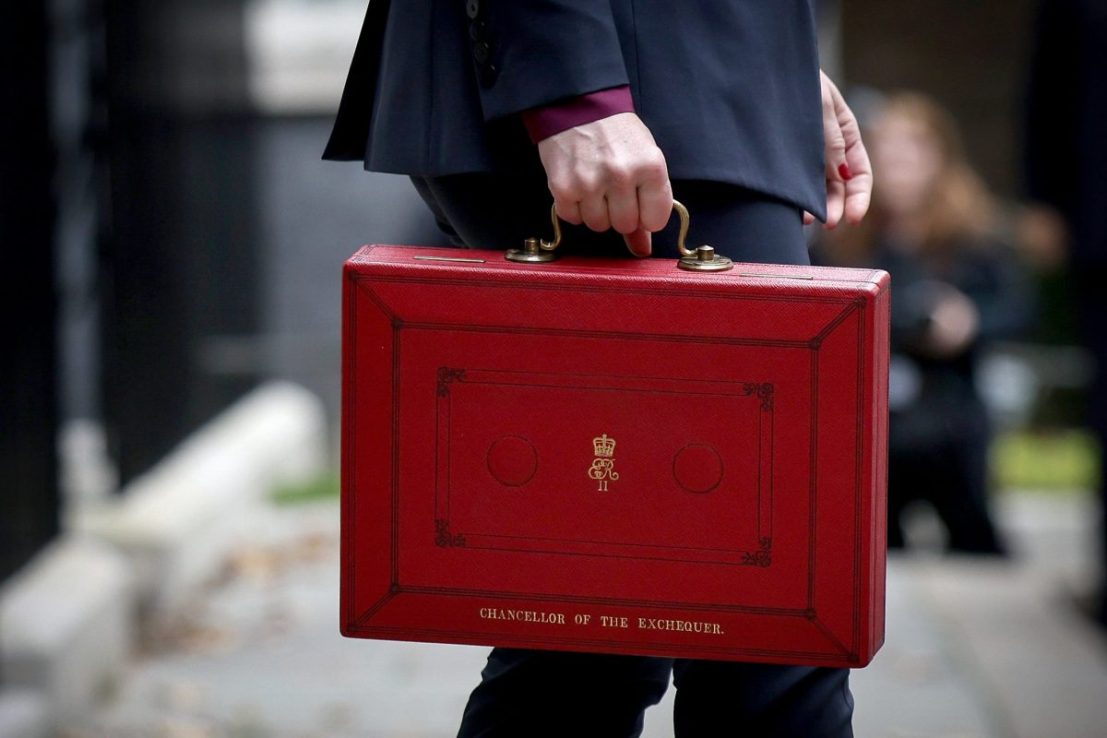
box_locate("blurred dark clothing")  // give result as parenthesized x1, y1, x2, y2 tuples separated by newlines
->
(882, 237, 1032, 384)
(458, 648, 853, 738)
(1025, 0, 1107, 623)
(1025, 0, 1107, 270)
(816, 236, 1032, 553)
(323, 0, 827, 219)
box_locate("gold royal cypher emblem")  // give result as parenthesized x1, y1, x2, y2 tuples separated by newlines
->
(588, 433, 619, 491)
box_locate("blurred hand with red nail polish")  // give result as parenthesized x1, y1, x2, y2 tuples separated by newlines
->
(803, 70, 872, 229)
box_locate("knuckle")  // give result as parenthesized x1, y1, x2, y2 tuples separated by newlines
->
(575, 172, 603, 197)
(637, 150, 666, 180)
(547, 177, 577, 203)
(646, 147, 667, 169)
(605, 162, 634, 189)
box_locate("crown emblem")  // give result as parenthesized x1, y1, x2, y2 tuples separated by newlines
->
(593, 434, 616, 458)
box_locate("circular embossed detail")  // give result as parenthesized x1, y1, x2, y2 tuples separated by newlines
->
(672, 444, 724, 494)
(486, 435, 538, 487)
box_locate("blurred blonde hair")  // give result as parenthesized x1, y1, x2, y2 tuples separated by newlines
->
(827, 91, 998, 265)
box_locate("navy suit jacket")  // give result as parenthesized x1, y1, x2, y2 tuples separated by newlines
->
(324, 0, 827, 219)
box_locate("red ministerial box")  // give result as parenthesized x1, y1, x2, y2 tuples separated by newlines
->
(341, 245, 889, 667)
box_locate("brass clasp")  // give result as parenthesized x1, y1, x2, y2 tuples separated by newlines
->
(678, 243, 734, 272)
(672, 201, 733, 272)
(505, 206, 562, 263)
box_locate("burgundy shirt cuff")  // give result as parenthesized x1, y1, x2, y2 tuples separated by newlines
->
(521, 85, 636, 144)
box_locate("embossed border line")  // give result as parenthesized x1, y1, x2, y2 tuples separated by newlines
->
(434, 364, 774, 567)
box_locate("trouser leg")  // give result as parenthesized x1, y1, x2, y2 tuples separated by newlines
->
(885, 443, 919, 549)
(456, 648, 672, 738)
(672, 660, 854, 738)
(935, 434, 1006, 555)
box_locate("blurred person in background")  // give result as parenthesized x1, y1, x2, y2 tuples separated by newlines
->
(815, 92, 1033, 556)
(1024, 0, 1107, 627)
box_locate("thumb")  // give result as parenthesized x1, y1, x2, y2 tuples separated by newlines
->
(624, 228, 652, 258)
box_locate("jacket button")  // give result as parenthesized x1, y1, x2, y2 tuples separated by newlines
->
(479, 63, 498, 88)
(469, 20, 487, 41)
(466, 0, 481, 20)
(472, 40, 491, 65)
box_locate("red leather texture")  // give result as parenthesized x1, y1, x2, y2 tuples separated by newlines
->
(341, 245, 890, 667)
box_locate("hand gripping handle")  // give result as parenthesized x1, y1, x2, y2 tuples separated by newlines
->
(506, 201, 732, 272)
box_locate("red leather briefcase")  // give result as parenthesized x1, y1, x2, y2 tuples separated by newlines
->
(341, 220, 889, 667)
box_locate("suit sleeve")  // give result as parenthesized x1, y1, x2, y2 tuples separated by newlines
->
(469, 0, 630, 120)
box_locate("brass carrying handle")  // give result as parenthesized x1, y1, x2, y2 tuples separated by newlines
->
(508, 199, 731, 271)
(537, 200, 694, 256)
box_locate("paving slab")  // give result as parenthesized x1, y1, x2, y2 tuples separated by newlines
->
(69, 492, 1106, 737)
(0, 690, 49, 738)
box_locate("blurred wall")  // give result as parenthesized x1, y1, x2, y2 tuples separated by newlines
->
(91, 0, 440, 484)
(99, 0, 263, 484)
(842, 0, 1038, 198)
(0, 2, 60, 582)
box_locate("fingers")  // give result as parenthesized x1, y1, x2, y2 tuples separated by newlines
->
(841, 139, 873, 226)
(624, 228, 652, 257)
(554, 199, 583, 226)
(843, 169, 872, 225)
(579, 195, 613, 233)
(557, 188, 660, 257)
(825, 180, 845, 229)
(637, 167, 674, 233)
(606, 181, 641, 235)
(821, 75, 848, 183)
(538, 113, 671, 253)
(818, 70, 873, 228)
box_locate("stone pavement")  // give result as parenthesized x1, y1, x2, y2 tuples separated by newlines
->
(70, 491, 1107, 738)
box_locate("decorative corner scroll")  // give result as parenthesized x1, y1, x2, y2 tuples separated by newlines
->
(741, 537, 773, 567)
(437, 367, 467, 397)
(742, 382, 774, 411)
(435, 519, 466, 548)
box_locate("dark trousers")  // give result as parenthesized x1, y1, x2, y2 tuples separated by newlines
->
(455, 648, 854, 738)
(411, 172, 855, 738)
(886, 391, 1005, 555)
